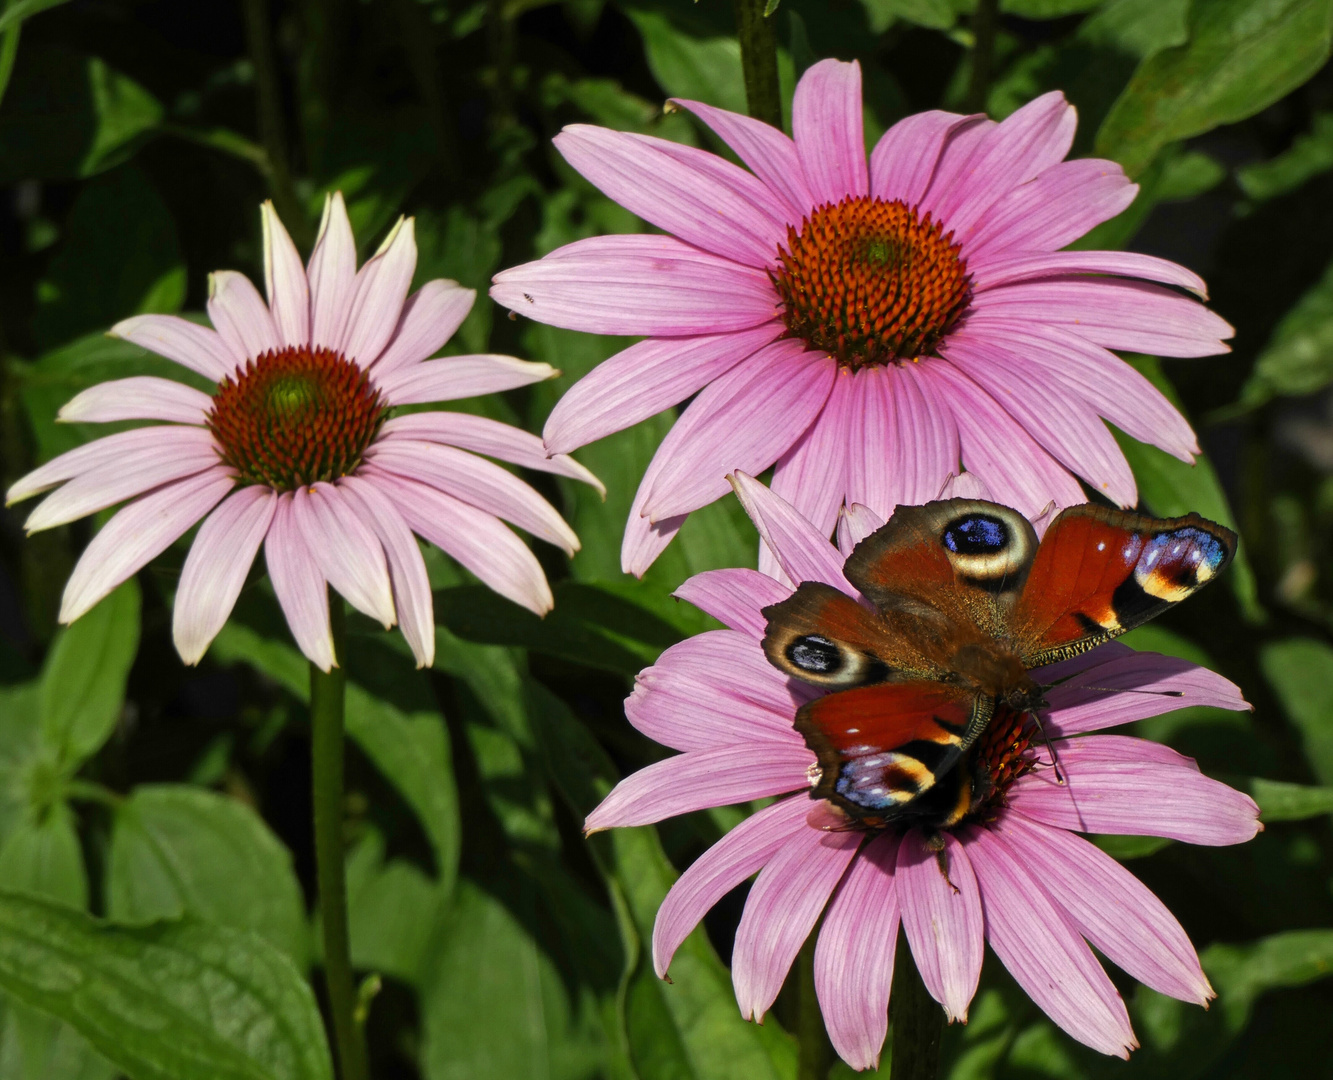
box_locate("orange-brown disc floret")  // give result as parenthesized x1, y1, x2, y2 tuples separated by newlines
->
(772, 196, 972, 369)
(969, 705, 1038, 818)
(207, 347, 386, 492)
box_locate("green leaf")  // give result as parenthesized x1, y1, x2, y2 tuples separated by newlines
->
(106, 785, 307, 965)
(0, 806, 87, 909)
(859, 0, 958, 32)
(1092, 833, 1174, 859)
(1078, 0, 1190, 58)
(0, 997, 115, 1080)
(0, 893, 332, 1080)
(1260, 638, 1333, 784)
(1237, 256, 1333, 408)
(0, 0, 76, 35)
(1243, 777, 1333, 820)
(38, 581, 139, 770)
(1000, 0, 1103, 18)
(1205, 930, 1333, 1026)
(344, 829, 444, 987)
(1096, 0, 1333, 176)
(1237, 111, 1333, 200)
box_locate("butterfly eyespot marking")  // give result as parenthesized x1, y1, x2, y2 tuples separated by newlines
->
(936, 505, 1035, 589)
(1132, 526, 1229, 602)
(943, 514, 1009, 554)
(787, 635, 843, 674)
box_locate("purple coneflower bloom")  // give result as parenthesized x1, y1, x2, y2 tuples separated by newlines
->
(586, 473, 1259, 1066)
(6, 195, 601, 671)
(492, 60, 1232, 576)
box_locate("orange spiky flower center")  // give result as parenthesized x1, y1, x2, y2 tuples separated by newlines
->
(772, 196, 972, 369)
(207, 346, 387, 492)
(968, 706, 1039, 817)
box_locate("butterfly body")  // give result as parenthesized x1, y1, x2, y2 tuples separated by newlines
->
(761, 499, 1235, 832)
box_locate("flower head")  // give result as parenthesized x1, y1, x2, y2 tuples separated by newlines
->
(491, 60, 1232, 576)
(585, 474, 1259, 1067)
(7, 195, 602, 671)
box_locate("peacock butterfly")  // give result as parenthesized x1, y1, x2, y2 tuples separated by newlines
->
(760, 499, 1236, 833)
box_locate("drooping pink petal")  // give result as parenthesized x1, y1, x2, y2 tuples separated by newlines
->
(308, 191, 359, 352)
(673, 98, 815, 220)
(291, 483, 396, 628)
(641, 341, 836, 521)
(554, 125, 788, 268)
(814, 833, 902, 1071)
(1008, 748, 1261, 846)
(962, 824, 1137, 1058)
(896, 830, 983, 1022)
(651, 796, 810, 977)
(771, 367, 855, 542)
(108, 314, 237, 382)
(585, 743, 813, 832)
(994, 811, 1211, 1003)
(869, 110, 975, 207)
(57, 377, 213, 425)
(971, 250, 1207, 298)
(370, 281, 476, 378)
(672, 567, 792, 639)
(173, 486, 277, 664)
(792, 59, 868, 206)
(542, 325, 781, 455)
(261, 200, 310, 348)
(377, 354, 556, 404)
(59, 467, 235, 624)
(342, 217, 418, 367)
(265, 493, 335, 672)
(925, 363, 1085, 521)
(962, 158, 1137, 258)
(643, 629, 816, 718)
(338, 475, 435, 669)
(733, 825, 862, 1022)
(940, 337, 1136, 506)
(382, 412, 603, 494)
(367, 439, 578, 555)
(367, 466, 553, 616)
(620, 451, 688, 578)
(490, 234, 780, 335)
(730, 471, 857, 595)
(624, 674, 799, 752)
(6, 427, 212, 505)
(973, 278, 1233, 357)
(838, 502, 886, 555)
(206, 270, 282, 364)
(24, 429, 222, 532)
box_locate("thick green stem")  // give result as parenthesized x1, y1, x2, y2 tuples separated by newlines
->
(733, 0, 782, 130)
(963, 0, 999, 114)
(311, 602, 367, 1080)
(890, 941, 943, 1080)
(797, 937, 836, 1080)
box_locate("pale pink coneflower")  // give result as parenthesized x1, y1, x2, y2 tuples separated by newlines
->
(6, 195, 602, 671)
(491, 60, 1232, 577)
(585, 473, 1260, 1066)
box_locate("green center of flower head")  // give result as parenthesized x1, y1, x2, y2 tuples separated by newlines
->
(206, 347, 387, 492)
(772, 196, 972, 370)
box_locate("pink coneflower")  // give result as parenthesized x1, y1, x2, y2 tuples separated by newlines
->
(492, 60, 1231, 576)
(6, 195, 601, 671)
(586, 473, 1259, 1066)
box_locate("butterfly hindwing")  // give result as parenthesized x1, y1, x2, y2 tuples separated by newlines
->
(1013, 504, 1237, 667)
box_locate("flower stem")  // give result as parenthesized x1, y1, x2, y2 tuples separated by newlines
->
(964, 0, 1000, 114)
(890, 945, 943, 1080)
(733, 0, 782, 130)
(796, 936, 835, 1080)
(310, 600, 368, 1080)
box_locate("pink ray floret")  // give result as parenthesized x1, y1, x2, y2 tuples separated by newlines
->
(491, 60, 1232, 576)
(7, 195, 603, 671)
(584, 474, 1259, 1069)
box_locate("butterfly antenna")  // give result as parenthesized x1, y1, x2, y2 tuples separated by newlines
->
(1028, 709, 1065, 785)
(1036, 673, 1184, 699)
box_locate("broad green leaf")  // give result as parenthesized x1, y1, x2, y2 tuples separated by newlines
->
(1092, 833, 1174, 859)
(0, 998, 114, 1080)
(1237, 257, 1333, 407)
(106, 785, 307, 965)
(0, 0, 75, 35)
(0, 806, 87, 909)
(344, 829, 444, 987)
(1205, 929, 1333, 1026)
(860, 0, 957, 31)
(1243, 777, 1333, 820)
(0, 683, 43, 842)
(38, 581, 139, 770)
(1237, 111, 1333, 200)
(1078, 0, 1190, 57)
(1000, 0, 1103, 17)
(1259, 638, 1333, 783)
(0, 893, 331, 1080)
(1096, 0, 1333, 176)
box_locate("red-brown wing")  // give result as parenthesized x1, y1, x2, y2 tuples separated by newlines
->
(796, 681, 991, 823)
(1013, 504, 1236, 667)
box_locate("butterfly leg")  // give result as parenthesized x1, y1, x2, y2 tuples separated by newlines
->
(925, 831, 962, 894)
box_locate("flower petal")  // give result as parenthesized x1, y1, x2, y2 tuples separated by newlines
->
(644, 629, 815, 718)
(652, 796, 810, 977)
(971, 250, 1207, 298)
(621, 451, 688, 578)
(261, 200, 310, 347)
(584, 743, 813, 831)
(109, 314, 236, 382)
(994, 811, 1211, 1003)
(891, 361, 962, 505)
(490, 235, 780, 336)
(265, 493, 335, 672)
(291, 482, 396, 628)
(57, 377, 213, 425)
(838, 502, 886, 555)
(870, 110, 976, 207)
(338, 475, 435, 669)
(771, 366, 855, 543)
(730, 471, 857, 595)
(343, 216, 418, 366)
(173, 486, 277, 664)
(962, 824, 1136, 1058)
(308, 191, 359, 351)
(207, 270, 282, 363)
(815, 833, 902, 1071)
(792, 59, 868, 206)
(7, 427, 212, 505)
(625, 673, 799, 752)
(370, 280, 476, 378)
(542, 325, 781, 455)
(377, 354, 556, 404)
(733, 824, 862, 1022)
(554, 125, 788, 267)
(896, 829, 983, 1022)
(672, 567, 792, 639)
(60, 467, 235, 624)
